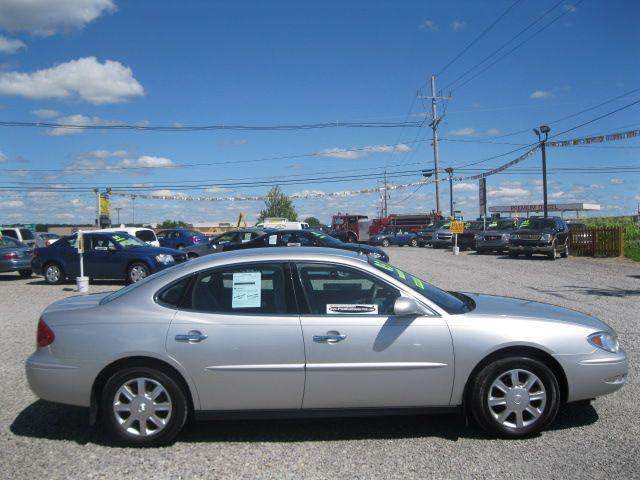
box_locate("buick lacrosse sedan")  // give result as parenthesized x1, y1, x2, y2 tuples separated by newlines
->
(26, 248, 627, 446)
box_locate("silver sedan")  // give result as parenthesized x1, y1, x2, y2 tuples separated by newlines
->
(26, 248, 627, 446)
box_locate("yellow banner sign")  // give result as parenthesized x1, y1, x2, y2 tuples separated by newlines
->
(450, 221, 464, 234)
(99, 195, 110, 216)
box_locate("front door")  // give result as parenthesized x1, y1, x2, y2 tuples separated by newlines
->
(295, 262, 454, 409)
(167, 262, 305, 410)
(83, 234, 121, 278)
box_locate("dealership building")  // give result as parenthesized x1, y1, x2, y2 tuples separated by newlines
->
(489, 203, 601, 219)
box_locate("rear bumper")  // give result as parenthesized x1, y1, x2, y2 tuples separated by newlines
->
(0, 258, 32, 272)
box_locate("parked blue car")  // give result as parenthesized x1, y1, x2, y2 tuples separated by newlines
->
(31, 232, 187, 285)
(0, 235, 33, 278)
(368, 229, 418, 247)
(157, 228, 209, 250)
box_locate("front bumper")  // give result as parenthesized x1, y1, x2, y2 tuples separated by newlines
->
(556, 348, 628, 402)
(476, 239, 509, 251)
(0, 258, 32, 272)
(509, 243, 554, 253)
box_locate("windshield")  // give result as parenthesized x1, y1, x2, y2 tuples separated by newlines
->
(466, 222, 484, 230)
(368, 258, 473, 314)
(110, 233, 148, 248)
(309, 230, 344, 246)
(332, 217, 345, 225)
(520, 218, 556, 230)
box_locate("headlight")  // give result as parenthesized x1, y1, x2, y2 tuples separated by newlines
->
(540, 233, 552, 241)
(155, 254, 175, 263)
(366, 251, 382, 258)
(509, 233, 518, 240)
(588, 332, 619, 353)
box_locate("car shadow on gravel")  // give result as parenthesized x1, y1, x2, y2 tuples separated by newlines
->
(11, 400, 599, 446)
(25, 279, 126, 287)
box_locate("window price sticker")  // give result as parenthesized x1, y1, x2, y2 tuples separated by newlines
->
(232, 272, 261, 308)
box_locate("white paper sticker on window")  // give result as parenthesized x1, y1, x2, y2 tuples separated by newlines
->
(268, 235, 277, 245)
(326, 304, 378, 315)
(232, 272, 261, 308)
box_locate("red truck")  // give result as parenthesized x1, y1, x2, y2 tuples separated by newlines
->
(331, 212, 442, 243)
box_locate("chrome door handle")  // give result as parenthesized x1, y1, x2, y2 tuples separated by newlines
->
(175, 330, 208, 343)
(313, 332, 347, 343)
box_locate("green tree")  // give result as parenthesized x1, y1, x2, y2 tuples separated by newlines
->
(157, 219, 190, 229)
(303, 216, 321, 227)
(258, 186, 298, 222)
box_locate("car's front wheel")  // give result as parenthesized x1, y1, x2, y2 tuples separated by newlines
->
(381, 239, 390, 247)
(18, 269, 32, 278)
(102, 367, 188, 447)
(127, 262, 150, 284)
(410, 238, 418, 247)
(469, 356, 560, 438)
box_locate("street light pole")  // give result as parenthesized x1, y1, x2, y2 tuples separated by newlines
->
(445, 167, 454, 220)
(533, 126, 550, 218)
(115, 207, 122, 225)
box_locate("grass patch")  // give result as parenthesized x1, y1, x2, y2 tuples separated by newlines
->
(583, 216, 640, 261)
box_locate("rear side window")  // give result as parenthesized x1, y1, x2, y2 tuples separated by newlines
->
(183, 263, 288, 315)
(20, 229, 35, 240)
(136, 230, 157, 242)
(156, 276, 193, 308)
(0, 236, 19, 247)
(1, 229, 18, 239)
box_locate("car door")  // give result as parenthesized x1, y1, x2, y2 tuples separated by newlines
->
(83, 234, 121, 278)
(167, 262, 305, 410)
(295, 262, 454, 409)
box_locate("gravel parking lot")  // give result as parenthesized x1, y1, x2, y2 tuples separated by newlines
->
(1, 248, 638, 479)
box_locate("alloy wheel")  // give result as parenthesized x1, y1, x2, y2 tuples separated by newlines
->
(487, 368, 547, 430)
(130, 265, 147, 283)
(112, 377, 172, 437)
(45, 265, 61, 283)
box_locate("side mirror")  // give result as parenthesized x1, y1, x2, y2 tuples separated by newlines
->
(393, 297, 425, 317)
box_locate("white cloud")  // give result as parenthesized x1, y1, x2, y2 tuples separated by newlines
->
(0, 199, 24, 208)
(589, 184, 605, 190)
(0, 35, 26, 54)
(151, 189, 185, 197)
(0, 151, 7, 163)
(549, 191, 565, 199)
(64, 154, 175, 175)
(453, 183, 476, 192)
(0, 56, 144, 104)
(205, 186, 231, 194)
(450, 20, 466, 31)
(119, 156, 175, 169)
(317, 143, 411, 160)
(609, 178, 624, 185)
(46, 114, 122, 136)
(488, 187, 531, 198)
(486, 128, 500, 135)
(31, 108, 58, 118)
(449, 127, 477, 136)
(72, 149, 129, 159)
(419, 20, 438, 31)
(0, 0, 115, 36)
(530, 90, 553, 99)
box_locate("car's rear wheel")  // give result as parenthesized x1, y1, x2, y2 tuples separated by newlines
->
(102, 367, 188, 447)
(127, 262, 150, 284)
(43, 263, 64, 284)
(560, 243, 569, 258)
(548, 242, 557, 260)
(18, 269, 32, 278)
(410, 238, 418, 247)
(381, 239, 390, 247)
(469, 356, 560, 438)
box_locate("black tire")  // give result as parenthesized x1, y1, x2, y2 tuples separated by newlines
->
(187, 252, 198, 259)
(410, 238, 418, 247)
(127, 262, 150, 284)
(176, 244, 185, 250)
(508, 251, 518, 258)
(43, 262, 65, 285)
(101, 367, 188, 447)
(469, 356, 560, 439)
(18, 269, 32, 278)
(381, 239, 390, 247)
(560, 243, 569, 258)
(525, 252, 533, 258)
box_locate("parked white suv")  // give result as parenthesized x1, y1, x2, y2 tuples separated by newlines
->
(93, 226, 160, 247)
(1, 227, 37, 247)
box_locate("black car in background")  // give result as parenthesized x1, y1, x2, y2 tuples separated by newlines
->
(222, 229, 389, 262)
(183, 228, 270, 258)
(508, 216, 570, 260)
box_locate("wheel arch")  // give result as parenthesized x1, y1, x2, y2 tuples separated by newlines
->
(124, 258, 154, 278)
(90, 355, 198, 425)
(42, 260, 65, 278)
(461, 345, 569, 409)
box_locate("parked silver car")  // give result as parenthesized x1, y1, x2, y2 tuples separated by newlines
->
(431, 223, 452, 248)
(26, 248, 627, 446)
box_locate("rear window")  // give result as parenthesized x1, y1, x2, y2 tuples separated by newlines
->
(20, 229, 35, 240)
(136, 230, 157, 242)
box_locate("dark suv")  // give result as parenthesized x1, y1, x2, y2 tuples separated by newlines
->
(508, 216, 569, 260)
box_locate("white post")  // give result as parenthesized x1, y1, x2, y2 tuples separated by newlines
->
(76, 230, 89, 293)
(453, 233, 460, 255)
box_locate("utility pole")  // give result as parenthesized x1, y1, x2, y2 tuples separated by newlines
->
(383, 170, 388, 218)
(131, 196, 136, 225)
(445, 167, 454, 219)
(418, 75, 451, 215)
(115, 207, 122, 225)
(94, 188, 100, 226)
(533, 125, 551, 218)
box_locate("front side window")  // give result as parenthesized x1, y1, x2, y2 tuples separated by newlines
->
(297, 263, 399, 316)
(281, 232, 314, 247)
(88, 235, 115, 251)
(184, 263, 288, 315)
(156, 276, 193, 308)
(110, 233, 147, 248)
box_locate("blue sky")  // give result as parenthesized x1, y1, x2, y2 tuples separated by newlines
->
(0, 0, 638, 225)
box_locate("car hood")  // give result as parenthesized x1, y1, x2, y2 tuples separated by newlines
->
(127, 246, 183, 256)
(463, 293, 610, 331)
(43, 292, 110, 315)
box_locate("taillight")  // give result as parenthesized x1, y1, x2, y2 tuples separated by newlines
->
(191, 236, 199, 242)
(37, 318, 55, 347)
(2, 252, 18, 259)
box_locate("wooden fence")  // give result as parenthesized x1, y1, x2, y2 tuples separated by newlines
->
(568, 227, 624, 257)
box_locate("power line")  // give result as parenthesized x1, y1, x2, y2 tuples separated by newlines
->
(436, 0, 524, 77)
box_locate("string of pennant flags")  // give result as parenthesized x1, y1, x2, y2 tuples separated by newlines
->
(109, 128, 640, 203)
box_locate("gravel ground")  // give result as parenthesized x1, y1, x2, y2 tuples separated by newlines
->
(1, 248, 638, 479)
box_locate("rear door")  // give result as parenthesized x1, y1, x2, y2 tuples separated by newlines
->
(295, 262, 454, 409)
(167, 262, 305, 410)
